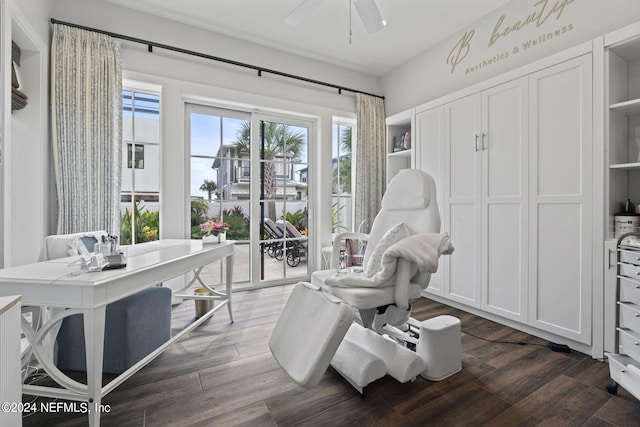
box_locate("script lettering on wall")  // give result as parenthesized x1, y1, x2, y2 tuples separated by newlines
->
(446, 0, 576, 75)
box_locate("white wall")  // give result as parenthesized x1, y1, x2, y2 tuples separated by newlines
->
(382, 0, 640, 115)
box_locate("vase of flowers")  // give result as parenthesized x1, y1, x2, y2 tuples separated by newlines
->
(200, 218, 230, 244)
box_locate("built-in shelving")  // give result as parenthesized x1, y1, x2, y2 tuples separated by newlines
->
(610, 99, 640, 116)
(385, 109, 414, 184)
(610, 162, 640, 170)
(606, 28, 640, 240)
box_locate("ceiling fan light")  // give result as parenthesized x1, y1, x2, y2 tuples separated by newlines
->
(353, 0, 386, 34)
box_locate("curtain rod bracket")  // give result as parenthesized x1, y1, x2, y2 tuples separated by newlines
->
(258, 70, 262, 77)
(148, 45, 153, 53)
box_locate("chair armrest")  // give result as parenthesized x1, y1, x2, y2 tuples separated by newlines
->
(330, 232, 369, 269)
(394, 258, 413, 310)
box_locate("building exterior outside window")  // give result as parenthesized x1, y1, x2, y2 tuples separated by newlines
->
(121, 89, 161, 244)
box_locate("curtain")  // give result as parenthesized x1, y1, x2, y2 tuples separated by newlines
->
(51, 24, 122, 235)
(354, 93, 386, 233)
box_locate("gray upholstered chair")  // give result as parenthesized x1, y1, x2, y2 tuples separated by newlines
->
(42, 232, 172, 375)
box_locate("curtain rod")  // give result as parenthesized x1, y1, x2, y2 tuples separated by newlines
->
(50, 18, 385, 100)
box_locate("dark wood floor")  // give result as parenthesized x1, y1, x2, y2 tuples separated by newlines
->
(22, 284, 640, 426)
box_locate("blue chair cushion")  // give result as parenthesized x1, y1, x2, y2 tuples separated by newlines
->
(56, 286, 172, 375)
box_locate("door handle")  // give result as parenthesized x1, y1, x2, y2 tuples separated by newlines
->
(482, 132, 487, 150)
(475, 134, 480, 152)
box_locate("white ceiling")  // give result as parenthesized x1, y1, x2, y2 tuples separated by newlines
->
(104, 0, 512, 76)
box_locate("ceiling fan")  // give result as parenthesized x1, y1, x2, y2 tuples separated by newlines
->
(285, 0, 387, 34)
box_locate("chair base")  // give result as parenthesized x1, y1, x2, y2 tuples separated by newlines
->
(270, 282, 463, 395)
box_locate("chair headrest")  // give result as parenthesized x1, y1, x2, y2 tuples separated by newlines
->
(381, 169, 432, 210)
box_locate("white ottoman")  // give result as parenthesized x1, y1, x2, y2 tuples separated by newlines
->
(417, 315, 461, 381)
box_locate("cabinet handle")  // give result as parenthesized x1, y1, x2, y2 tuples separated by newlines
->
(636, 284, 640, 289)
(635, 342, 640, 346)
(482, 132, 487, 150)
(475, 134, 480, 152)
(622, 368, 627, 373)
(636, 313, 640, 318)
(609, 249, 615, 269)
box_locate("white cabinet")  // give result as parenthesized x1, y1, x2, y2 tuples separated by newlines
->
(441, 77, 528, 323)
(415, 105, 445, 294)
(444, 93, 482, 307)
(527, 54, 593, 344)
(482, 79, 529, 322)
(415, 51, 593, 345)
(386, 109, 414, 184)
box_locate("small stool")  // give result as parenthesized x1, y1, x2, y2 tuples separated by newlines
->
(417, 315, 461, 381)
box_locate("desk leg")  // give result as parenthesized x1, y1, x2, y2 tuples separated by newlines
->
(83, 305, 106, 427)
(226, 253, 234, 323)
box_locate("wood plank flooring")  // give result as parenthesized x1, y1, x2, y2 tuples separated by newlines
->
(22, 284, 640, 426)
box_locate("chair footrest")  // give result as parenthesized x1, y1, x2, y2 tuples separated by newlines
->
(330, 336, 387, 389)
(331, 323, 425, 386)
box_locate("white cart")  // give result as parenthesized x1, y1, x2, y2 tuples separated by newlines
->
(606, 233, 640, 400)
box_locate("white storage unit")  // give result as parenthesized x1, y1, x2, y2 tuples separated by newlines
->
(606, 234, 640, 402)
(442, 77, 529, 323)
(385, 109, 414, 184)
(603, 20, 640, 359)
(412, 46, 594, 349)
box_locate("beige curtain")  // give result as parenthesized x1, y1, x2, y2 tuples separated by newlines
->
(51, 24, 122, 234)
(354, 93, 386, 233)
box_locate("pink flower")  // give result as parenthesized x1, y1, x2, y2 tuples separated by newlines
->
(200, 219, 230, 236)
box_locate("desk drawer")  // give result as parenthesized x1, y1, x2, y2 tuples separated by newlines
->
(607, 353, 640, 401)
(618, 328, 640, 362)
(620, 277, 640, 305)
(619, 262, 640, 280)
(620, 249, 640, 267)
(619, 302, 640, 334)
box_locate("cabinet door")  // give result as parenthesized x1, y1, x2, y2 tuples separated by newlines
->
(416, 106, 445, 295)
(528, 54, 593, 344)
(481, 77, 529, 322)
(444, 94, 482, 307)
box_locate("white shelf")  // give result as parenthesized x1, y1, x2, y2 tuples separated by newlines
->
(388, 149, 411, 158)
(610, 162, 640, 170)
(610, 99, 640, 116)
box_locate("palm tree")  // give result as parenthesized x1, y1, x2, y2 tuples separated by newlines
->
(233, 121, 305, 220)
(337, 126, 352, 194)
(199, 179, 217, 201)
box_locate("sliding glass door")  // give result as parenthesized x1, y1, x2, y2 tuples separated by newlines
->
(252, 115, 311, 284)
(187, 105, 313, 288)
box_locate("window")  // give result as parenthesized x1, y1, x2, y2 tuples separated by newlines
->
(332, 122, 353, 233)
(127, 144, 144, 169)
(121, 89, 161, 245)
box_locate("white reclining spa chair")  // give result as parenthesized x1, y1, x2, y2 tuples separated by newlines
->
(270, 169, 456, 394)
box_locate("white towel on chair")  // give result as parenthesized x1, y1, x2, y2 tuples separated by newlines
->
(328, 233, 454, 288)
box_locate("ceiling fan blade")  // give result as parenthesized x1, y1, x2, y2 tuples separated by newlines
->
(353, 0, 387, 34)
(284, 0, 328, 25)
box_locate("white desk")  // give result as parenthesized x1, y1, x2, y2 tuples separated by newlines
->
(0, 239, 234, 426)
